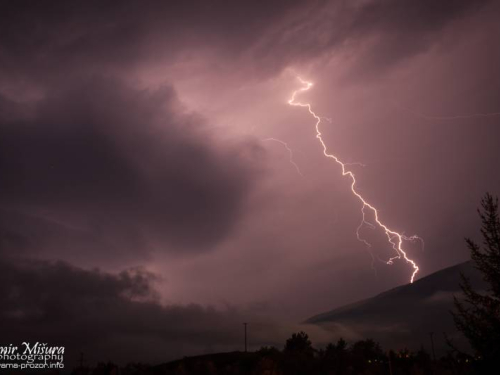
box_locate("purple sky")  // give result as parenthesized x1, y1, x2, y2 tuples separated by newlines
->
(1, 0, 500, 364)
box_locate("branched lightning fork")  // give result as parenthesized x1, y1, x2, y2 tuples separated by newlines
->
(263, 137, 303, 176)
(289, 77, 422, 283)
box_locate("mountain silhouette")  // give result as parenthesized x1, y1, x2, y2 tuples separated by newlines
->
(305, 261, 486, 355)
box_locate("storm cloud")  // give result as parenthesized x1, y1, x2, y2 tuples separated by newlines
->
(0, 77, 261, 260)
(1, 0, 500, 366)
(0, 0, 491, 89)
(0, 258, 250, 364)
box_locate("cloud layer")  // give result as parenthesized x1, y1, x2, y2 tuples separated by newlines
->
(1, 77, 260, 260)
(0, 258, 247, 364)
(1, 0, 500, 365)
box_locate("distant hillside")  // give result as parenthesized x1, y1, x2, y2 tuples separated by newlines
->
(305, 261, 486, 354)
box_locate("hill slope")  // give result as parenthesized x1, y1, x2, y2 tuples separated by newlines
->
(306, 261, 486, 353)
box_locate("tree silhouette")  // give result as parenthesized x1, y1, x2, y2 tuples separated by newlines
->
(283, 331, 315, 375)
(351, 339, 384, 361)
(324, 338, 349, 374)
(453, 193, 500, 369)
(284, 331, 314, 356)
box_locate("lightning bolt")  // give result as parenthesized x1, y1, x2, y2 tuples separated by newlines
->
(288, 77, 421, 283)
(262, 137, 303, 176)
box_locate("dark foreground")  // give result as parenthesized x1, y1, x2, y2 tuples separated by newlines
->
(5, 335, 487, 375)
(48, 337, 483, 375)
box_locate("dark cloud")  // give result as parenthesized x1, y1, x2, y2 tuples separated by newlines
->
(0, 0, 490, 87)
(250, 0, 491, 80)
(0, 77, 261, 259)
(0, 258, 250, 365)
(0, 0, 304, 85)
(336, 0, 491, 79)
(0, 258, 324, 366)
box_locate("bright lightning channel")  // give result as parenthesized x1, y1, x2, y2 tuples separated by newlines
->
(288, 77, 422, 283)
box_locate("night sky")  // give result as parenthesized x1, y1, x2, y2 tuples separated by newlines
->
(1, 0, 500, 364)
